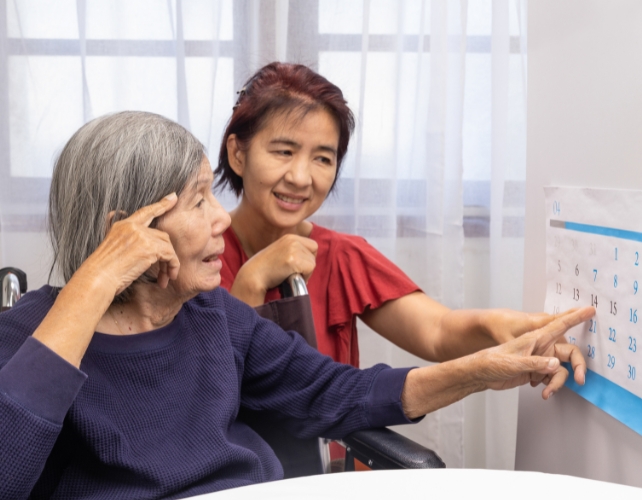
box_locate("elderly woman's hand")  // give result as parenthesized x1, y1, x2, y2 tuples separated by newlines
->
(31, 194, 180, 368)
(400, 307, 595, 419)
(82, 193, 181, 295)
(472, 307, 594, 398)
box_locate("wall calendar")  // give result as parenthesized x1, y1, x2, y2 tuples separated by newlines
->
(545, 187, 642, 435)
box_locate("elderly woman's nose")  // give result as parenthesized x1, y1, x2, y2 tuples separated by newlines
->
(284, 157, 312, 187)
(211, 198, 231, 234)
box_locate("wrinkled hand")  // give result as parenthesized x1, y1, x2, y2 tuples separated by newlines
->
(474, 307, 594, 399)
(237, 234, 318, 293)
(80, 193, 180, 296)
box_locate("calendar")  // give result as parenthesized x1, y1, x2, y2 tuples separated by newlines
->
(545, 187, 642, 435)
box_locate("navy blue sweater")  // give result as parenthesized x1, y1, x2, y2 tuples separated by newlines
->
(0, 286, 414, 499)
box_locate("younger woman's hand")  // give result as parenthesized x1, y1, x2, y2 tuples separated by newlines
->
(231, 234, 318, 307)
(478, 308, 571, 345)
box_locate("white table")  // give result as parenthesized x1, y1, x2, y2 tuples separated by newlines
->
(189, 469, 641, 499)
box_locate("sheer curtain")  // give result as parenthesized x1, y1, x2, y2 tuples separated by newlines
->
(0, 0, 528, 469)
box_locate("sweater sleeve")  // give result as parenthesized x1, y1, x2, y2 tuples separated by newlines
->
(0, 337, 87, 499)
(233, 296, 419, 439)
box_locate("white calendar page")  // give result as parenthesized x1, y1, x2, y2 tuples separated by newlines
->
(545, 187, 642, 434)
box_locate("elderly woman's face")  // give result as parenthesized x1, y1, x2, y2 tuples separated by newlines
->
(156, 157, 231, 296)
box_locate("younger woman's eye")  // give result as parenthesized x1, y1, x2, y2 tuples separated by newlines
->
(196, 198, 205, 208)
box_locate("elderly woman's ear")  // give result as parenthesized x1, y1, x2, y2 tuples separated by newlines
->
(104, 210, 129, 237)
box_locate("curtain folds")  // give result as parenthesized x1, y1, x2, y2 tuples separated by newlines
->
(0, 0, 527, 470)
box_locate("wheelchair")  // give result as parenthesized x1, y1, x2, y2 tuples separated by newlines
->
(0, 267, 445, 480)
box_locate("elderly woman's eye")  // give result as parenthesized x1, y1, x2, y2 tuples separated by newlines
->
(196, 198, 205, 208)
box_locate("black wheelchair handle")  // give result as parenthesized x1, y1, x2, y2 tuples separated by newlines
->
(279, 273, 308, 298)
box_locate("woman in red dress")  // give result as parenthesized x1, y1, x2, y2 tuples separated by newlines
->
(216, 62, 570, 373)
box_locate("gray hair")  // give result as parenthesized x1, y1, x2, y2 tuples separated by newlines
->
(48, 111, 205, 302)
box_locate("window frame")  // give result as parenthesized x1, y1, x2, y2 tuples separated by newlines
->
(0, 0, 524, 238)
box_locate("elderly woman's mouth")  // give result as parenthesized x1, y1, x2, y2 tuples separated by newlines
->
(202, 252, 223, 263)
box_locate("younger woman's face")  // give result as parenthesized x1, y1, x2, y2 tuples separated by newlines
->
(228, 109, 340, 230)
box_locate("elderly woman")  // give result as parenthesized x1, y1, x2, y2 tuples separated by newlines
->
(0, 111, 591, 499)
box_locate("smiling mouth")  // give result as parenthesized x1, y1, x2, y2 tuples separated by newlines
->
(274, 193, 306, 204)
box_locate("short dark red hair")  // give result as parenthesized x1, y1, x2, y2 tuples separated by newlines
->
(215, 62, 355, 196)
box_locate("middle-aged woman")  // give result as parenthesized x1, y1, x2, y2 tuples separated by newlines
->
(0, 111, 592, 500)
(217, 62, 566, 369)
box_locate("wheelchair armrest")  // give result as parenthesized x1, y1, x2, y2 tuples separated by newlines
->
(342, 427, 445, 470)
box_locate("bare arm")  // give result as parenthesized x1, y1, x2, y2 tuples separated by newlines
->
(360, 291, 560, 362)
(400, 307, 594, 419)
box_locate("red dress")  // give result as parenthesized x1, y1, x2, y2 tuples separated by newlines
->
(220, 224, 420, 367)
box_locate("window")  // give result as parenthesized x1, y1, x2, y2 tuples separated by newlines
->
(1, 0, 527, 239)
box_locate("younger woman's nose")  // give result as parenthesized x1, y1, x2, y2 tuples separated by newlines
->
(284, 157, 312, 188)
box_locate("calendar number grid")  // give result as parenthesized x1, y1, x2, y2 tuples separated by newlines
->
(546, 220, 642, 399)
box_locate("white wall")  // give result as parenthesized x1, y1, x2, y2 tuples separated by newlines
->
(516, 0, 642, 486)
(0, 231, 52, 288)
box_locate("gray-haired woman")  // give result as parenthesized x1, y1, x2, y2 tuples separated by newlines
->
(0, 111, 592, 499)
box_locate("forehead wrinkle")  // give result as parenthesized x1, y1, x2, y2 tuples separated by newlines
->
(266, 109, 339, 153)
(270, 138, 299, 147)
(185, 169, 214, 193)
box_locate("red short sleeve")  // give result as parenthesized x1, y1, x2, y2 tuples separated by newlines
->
(324, 233, 421, 329)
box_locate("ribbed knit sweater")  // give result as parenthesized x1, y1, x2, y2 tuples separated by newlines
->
(0, 286, 414, 499)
